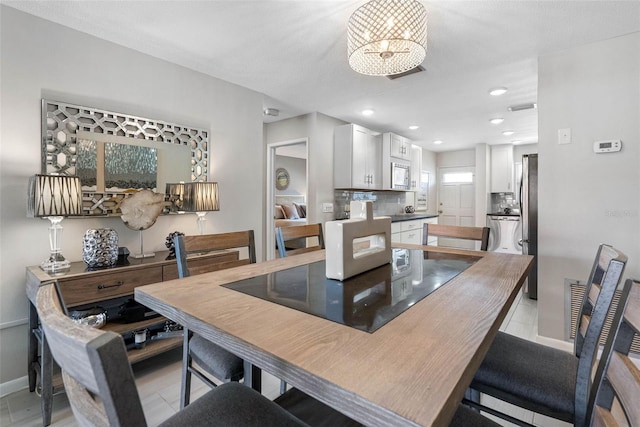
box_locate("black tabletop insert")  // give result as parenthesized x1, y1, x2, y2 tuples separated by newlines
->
(222, 248, 480, 333)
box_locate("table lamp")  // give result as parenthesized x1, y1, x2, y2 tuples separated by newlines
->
(182, 182, 219, 234)
(28, 174, 83, 272)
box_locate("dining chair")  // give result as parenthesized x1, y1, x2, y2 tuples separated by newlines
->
(174, 230, 256, 409)
(34, 281, 307, 427)
(466, 244, 628, 427)
(587, 278, 639, 427)
(275, 223, 324, 258)
(422, 223, 490, 251)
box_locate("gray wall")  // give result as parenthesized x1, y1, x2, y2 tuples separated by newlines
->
(537, 32, 640, 340)
(0, 6, 265, 390)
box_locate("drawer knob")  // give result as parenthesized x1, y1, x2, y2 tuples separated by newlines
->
(97, 281, 124, 290)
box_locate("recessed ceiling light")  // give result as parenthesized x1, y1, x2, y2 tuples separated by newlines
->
(408, 125, 419, 130)
(433, 140, 443, 145)
(502, 130, 515, 136)
(489, 87, 508, 96)
(490, 118, 504, 125)
(512, 140, 523, 145)
(361, 109, 374, 116)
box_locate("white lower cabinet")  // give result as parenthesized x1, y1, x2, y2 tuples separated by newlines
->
(391, 217, 438, 245)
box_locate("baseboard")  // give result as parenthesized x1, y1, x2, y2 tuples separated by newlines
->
(0, 376, 28, 398)
(535, 334, 573, 352)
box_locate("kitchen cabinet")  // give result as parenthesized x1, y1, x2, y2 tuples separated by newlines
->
(334, 124, 382, 189)
(491, 144, 514, 192)
(384, 132, 412, 160)
(25, 250, 238, 425)
(391, 217, 438, 245)
(410, 145, 422, 191)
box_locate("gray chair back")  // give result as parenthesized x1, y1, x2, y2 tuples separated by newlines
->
(36, 282, 147, 427)
(422, 223, 490, 251)
(275, 224, 324, 258)
(174, 230, 256, 278)
(588, 278, 639, 426)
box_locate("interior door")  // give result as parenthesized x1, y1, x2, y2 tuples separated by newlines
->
(437, 167, 476, 249)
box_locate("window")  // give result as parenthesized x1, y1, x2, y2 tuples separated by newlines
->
(442, 172, 474, 184)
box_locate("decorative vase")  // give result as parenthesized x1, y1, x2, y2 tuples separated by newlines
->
(82, 228, 119, 268)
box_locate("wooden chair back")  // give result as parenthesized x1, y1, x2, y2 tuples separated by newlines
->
(174, 230, 256, 278)
(571, 244, 627, 426)
(35, 282, 147, 427)
(422, 223, 490, 251)
(275, 224, 324, 258)
(588, 278, 640, 427)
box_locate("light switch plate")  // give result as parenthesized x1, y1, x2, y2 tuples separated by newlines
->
(558, 128, 571, 144)
(322, 203, 334, 213)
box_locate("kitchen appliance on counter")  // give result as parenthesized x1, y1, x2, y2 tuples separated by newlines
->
(487, 214, 522, 254)
(521, 154, 538, 300)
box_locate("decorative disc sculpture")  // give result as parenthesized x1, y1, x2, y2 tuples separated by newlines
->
(120, 189, 166, 258)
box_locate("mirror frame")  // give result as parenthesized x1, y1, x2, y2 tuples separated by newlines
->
(41, 99, 209, 216)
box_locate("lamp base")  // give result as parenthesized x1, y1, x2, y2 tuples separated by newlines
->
(41, 253, 71, 273)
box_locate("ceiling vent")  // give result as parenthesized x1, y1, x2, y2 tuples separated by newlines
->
(386, 65, 425, 80)
(508, 103, 537, 112)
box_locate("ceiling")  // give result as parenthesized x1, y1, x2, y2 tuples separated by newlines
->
(4, 1, 639, 152)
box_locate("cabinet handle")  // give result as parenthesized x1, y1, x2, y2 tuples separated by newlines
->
(98, 281, 124, 290)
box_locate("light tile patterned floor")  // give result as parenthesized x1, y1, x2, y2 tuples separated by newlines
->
(0, 289, 569, 427)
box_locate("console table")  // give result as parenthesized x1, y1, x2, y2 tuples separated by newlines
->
(25, 249, 238, 426)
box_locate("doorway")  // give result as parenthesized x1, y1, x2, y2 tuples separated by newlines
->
(437, 166, 476, 249)
(266, 138, 308, 259)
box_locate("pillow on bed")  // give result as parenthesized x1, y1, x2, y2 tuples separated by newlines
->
(282, 204, 300, 219)
(274, 205, 286, 219)
(294, 203, 306, 218)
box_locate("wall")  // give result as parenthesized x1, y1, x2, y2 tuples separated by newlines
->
(265, 112, 348, 226)
(0, 6, 265, 391)
(421, 149, 438, 215)
(537, 32, 640, 340)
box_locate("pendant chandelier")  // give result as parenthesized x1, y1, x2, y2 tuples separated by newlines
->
(347, 0, 427, 76)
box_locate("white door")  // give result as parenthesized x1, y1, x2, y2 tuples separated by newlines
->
(437, 167, 476, 249)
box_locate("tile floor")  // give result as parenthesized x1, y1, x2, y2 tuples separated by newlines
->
(0, 290, 570, 426)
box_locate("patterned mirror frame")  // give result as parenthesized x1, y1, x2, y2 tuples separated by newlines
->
(41, 99, 209, 216)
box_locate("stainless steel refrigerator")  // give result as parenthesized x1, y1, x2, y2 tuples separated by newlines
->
(520, 154, 538, 299)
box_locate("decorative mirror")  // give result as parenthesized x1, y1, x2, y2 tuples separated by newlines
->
(275, 168, 290, 190)
(41, 99, 209, 216)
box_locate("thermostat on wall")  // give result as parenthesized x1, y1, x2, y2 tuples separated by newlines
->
(593, 140, 622, 153)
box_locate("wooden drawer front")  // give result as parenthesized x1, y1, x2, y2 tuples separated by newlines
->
(162, 252, 239, 281)
(59, 267, 163, 306)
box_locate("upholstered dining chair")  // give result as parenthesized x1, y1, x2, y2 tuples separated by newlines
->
(174, 230, 256, 409)
(34, 281, 308, 427)
(422, 223, 490, 251)
(587, 278, 639, 427)
(466, 244, 628, 427)
(275, 223, 324, 258)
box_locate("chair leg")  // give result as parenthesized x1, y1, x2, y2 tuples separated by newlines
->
(180, 328, 193, 409)
(280, 380, 287, 395)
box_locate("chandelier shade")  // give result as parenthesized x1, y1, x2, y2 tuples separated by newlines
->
(348, 0, 427, 76)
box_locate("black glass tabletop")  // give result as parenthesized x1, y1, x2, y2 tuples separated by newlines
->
(222, 248, 481, 333)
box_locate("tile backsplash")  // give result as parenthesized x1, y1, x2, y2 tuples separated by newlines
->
(334, 190, 408, 219)
(490, 192, 519, 213)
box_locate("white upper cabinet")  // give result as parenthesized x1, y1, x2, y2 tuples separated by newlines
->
(334, 124, 382, 189)
(491, 144, 514, 192)
(384, 132, 412, 160)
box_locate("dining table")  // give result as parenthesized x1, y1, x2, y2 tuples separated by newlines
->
(135, 243, 533, 426)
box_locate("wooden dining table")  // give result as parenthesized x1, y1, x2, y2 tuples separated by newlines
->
(135, 243, 533, 426)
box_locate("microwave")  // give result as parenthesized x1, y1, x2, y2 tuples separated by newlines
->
(391, 162, 411, 190)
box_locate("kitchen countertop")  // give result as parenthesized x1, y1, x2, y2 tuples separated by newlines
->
(389, 213, 438, 222)
(486, 212, 521, 217)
